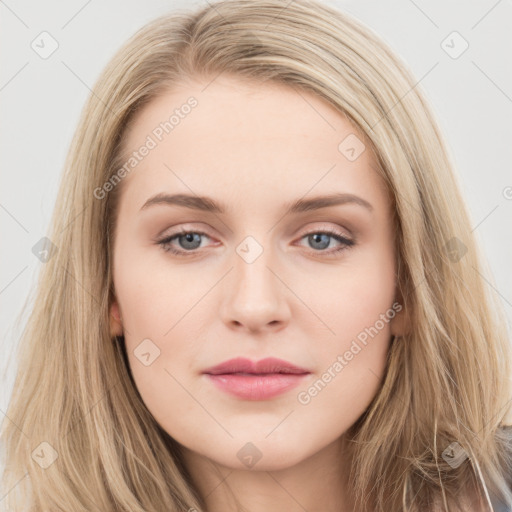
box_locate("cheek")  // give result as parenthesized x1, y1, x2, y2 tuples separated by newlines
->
(297, 242, 396, 403)
(296, 280, 395, 429)
(301, 246, 396, 346)
(113, 244, 210, 414)
(113, 242, 202, 333)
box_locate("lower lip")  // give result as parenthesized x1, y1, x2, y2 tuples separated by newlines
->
(205, 373, 310, 400)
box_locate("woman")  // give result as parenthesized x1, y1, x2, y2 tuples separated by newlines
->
(1, 0, 511, 510)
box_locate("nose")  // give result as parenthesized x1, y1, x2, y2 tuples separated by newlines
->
(219, 243, 291, 334)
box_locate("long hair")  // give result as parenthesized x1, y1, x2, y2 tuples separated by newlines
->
(2, 0, 511, 510)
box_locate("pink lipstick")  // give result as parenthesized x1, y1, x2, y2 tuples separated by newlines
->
(203, 357, 311, 400)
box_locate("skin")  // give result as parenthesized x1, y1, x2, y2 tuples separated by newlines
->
(109, 74, 407, 512)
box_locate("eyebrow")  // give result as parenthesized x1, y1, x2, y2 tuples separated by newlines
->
(139, 192, 374, 215)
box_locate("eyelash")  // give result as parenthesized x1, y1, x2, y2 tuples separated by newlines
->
(157, 227, 355, 258)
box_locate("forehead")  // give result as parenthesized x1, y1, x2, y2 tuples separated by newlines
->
(116, 75, 388, 215)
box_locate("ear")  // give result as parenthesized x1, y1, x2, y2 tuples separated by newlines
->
(110, 299, 123, 337)
(389, 287, 410, 338)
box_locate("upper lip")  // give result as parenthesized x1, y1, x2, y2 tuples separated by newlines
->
(203, 357, 310, 375)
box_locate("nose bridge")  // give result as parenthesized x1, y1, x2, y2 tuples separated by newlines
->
(219, 233, 290, 331)
(233, 233, 279, 306)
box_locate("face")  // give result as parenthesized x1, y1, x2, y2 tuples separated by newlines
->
(109, 74, 405, 472)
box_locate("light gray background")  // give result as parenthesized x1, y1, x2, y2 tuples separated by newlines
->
(1, 0, 511, 440)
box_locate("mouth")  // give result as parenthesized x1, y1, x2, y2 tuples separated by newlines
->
(203, 357, 311, 400)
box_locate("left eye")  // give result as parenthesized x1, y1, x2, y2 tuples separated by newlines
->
(297, 231, 355, 254)
(157, 229, 355, 257)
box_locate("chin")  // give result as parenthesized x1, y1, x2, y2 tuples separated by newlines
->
(211, 436, 316, 472)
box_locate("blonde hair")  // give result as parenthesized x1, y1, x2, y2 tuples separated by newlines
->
(2, 0, 511, 510)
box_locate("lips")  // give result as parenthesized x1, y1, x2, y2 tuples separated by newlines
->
(203, 357, 311, 400)
(203, 357, 310, 376)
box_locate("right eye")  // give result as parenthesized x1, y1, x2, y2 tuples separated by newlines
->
(157, 229, 215, 256)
